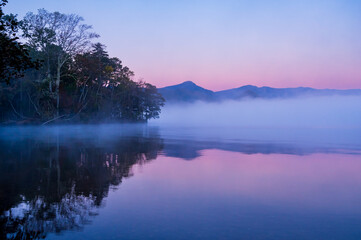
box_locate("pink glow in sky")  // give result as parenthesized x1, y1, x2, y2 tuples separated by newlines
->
(6, 0, 361, 90)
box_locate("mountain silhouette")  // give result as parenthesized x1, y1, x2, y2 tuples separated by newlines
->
(158, 81, 214, 102)
(158, 81, 361, 103)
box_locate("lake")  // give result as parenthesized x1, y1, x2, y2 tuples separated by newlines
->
(1, 125, 361, 239)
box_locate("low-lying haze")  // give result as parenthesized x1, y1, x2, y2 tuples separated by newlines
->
(152, 96, 361, 128)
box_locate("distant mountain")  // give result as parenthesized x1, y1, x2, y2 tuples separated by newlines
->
(158, 81, 214, 102)
(158, 81, 361, 103)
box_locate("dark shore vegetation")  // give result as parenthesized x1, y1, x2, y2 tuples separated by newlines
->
(0, 1, 165, 124)
(0, 127, 164, 238)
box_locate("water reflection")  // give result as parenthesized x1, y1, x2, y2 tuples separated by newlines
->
(0, 125, 361, 239)
(0, 126, 163, 239)
(162, 139, 361, 160)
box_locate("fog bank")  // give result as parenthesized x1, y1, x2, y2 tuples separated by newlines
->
(152, 96, 361, 128)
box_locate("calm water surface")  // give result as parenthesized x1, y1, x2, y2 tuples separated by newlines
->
(1, 125, 361, 239)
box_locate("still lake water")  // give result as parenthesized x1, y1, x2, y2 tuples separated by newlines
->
(1, 125, 361, 239)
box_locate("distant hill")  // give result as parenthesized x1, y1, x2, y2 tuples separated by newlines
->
(158, 81, 214, 102)
(158, 81, 361, 103)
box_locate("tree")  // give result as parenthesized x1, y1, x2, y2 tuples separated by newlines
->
(0, 0, 39, 84)
(0, 8, 165, 124)
(70, 43, 165, 122)
(22, 9, 98, 116)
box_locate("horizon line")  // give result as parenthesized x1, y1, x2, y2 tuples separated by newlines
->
(157, 80, 361, 92)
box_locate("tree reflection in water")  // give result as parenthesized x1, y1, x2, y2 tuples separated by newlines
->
(2, 125, 359, 239)
(0, 127, 163, 239)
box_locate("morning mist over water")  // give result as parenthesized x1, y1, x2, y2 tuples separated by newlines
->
(154, 96, 361, 128)
(2, 121, 361, 239)
(150, 96, 361, 152)
(2, 0, 361, 239)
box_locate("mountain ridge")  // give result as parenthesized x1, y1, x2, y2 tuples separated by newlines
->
(158, 81, 361, 103)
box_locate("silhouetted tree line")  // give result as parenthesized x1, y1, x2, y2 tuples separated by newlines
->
(0, 131, 163, 239)
(0, 2, 164, 124)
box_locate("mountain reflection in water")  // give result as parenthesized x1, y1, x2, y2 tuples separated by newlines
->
(0, 125, 361, 239)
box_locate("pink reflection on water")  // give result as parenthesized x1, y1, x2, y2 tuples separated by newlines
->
(132, 150, 361, 214)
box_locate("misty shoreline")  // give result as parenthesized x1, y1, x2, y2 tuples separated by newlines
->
(2, 94, 361, 128)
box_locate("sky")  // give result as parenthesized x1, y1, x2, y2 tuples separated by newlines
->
(5, 0, 361, 90)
